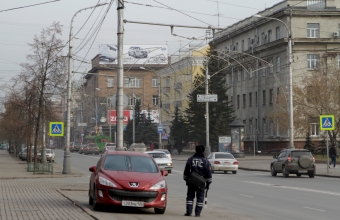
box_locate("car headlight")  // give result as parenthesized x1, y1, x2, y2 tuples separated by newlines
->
(150, 180, 166, 190)
(167, 163, 172, 166)
(99, 176, 117, 187)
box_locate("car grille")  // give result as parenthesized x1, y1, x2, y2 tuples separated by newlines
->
(158, 163, 167, 166)
(108, 189, 158, 203)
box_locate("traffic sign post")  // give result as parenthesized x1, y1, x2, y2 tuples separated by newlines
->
(320, 115, 335, 174)
(49, 122, 64, 136)
(158, 125, 163, 133)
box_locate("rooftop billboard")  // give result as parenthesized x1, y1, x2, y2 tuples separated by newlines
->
(99, 44, 168, 65)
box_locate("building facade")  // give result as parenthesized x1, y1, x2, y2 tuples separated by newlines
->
(213, 0, 340, 153)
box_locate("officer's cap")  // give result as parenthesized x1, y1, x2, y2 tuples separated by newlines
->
(195, 145, 205, 154)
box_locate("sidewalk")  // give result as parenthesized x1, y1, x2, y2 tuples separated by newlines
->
(0, 150, 93, 220)
(172, 149, 340, 178)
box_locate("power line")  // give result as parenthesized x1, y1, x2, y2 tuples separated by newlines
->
(0, 0, 61, 13)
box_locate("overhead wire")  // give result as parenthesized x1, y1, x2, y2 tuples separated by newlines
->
(0, 0, 61, 13)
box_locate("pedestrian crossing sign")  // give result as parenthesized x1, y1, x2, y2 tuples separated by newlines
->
(49, 122, 64, 136)
(320, 115, 335, 131)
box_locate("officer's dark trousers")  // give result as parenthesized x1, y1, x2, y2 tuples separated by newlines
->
(186, 186, 205, 215)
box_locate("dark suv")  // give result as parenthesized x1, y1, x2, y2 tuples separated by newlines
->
(271, 149, 315, 178)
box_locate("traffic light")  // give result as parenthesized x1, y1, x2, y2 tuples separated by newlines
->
(95, 129, 98, 135)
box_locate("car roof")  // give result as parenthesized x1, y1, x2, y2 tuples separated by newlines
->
(106, 151, 149, 157)
(145, 151, 166, 154)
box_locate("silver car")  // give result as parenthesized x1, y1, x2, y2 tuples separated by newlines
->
(84, 143, 100, 155)
(144, 151, 173, 173)
(207, 152, 238, 174)
(128, 143, 147, 152)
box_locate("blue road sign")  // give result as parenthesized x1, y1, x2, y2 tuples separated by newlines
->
(49, 122, 64, 136)
(320, 115, 335, 131)
(158, 125, 163, 133)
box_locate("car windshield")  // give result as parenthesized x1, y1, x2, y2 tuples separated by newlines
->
(103, 155, 158, 173)
(46, 149, 51, 153)
(215, 154, 234, 159)
(106, 143, 115, 146)
(156, 150, 170, 154)
(134, 144, 146, 148)
(291, 151, 312, 157)
(148, 153, 167, 158)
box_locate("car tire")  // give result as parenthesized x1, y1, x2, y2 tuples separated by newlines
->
(308, 171, 315, 178)
(282, 166, 289, 178)
(296, 173, 302, 177)
(89, 191, 94, 205)
(224, 171, 228, 174)
(232, 171, 237, 174)
(271, 165, 277, 176)
(93, 188, 101, 211)
(154, 206, 166, 214)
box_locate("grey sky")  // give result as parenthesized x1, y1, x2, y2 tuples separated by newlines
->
(0, 0, 282, 97)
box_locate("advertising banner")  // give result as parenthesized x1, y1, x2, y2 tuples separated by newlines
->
(108, 110, 131, 124)
(218, 136, 231, 153)
(99, 44, 168, 65)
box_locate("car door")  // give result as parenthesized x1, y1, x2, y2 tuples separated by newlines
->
(275, 151, 287, 172)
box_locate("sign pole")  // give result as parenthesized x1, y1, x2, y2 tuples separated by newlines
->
(319, 115, 334, 174)
(326, 131, 329, 173)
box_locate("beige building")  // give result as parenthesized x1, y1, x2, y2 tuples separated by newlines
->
(159, 44, 208, 137)
(213, 0, 340, 152)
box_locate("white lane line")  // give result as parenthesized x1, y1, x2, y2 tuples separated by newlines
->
(239, 194, 253, 198)
(244, 181, 340, 196)
(303, 207, 325, 212)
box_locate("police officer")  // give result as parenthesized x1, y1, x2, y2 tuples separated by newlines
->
(183, 145, 212, 217)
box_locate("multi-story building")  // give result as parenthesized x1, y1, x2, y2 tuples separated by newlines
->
(213, 0, 340, 152)
(80, 54, 166, 141)
(159, 44, 208, 137)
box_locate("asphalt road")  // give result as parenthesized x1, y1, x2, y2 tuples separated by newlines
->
(54, 150, 340, 220)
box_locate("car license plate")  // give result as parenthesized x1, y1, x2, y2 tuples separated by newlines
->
(223, 162, 231, 165)
(122, 201, 144, 207)
(298, 170, 307, 173)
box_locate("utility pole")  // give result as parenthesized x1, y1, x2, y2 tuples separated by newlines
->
(132, 87, 135, 143)
(158, 76, 162, 149)
(116, 0, 125, 151)
(41, 98, 46, 163)
(205, 66, 211, 156)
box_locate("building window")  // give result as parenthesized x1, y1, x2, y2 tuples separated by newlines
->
(107, 77, 114, 87)
(263, 118, 267, 134)
(276, 88, 280, 103)
(124, 77, 141, 88)
(307, 23, 319, 38)
(270, 120, 274, 136)
(269, 89, 274, 104)
(263, 90, 266, 105)
(128, 97, 141, 106)
(310, 123, 320, 137)
(243, 68, 247, 81)
(276, 119, 280, 137)
(152, 78, 158, 87)
(237, 95, 240, 109)
(307, 54, 320, 70)
(237, 70, 241, 82)
(241, 40, 244, 51)
(338, 54, 340, 69)
(249, 68, 253, 79)
(255, 92, 258, 106)
(243, 94, 246, 108)
(152, 96, 158, 105)
(263, 61, 266, 76)
(243, 120, 247, 135)
(276, 57, 280, 72)
(249, 119, 253, 134)
(231, 96, 234, 109)
(235, 42, 239, 51)
(269, 59, 273, 74)
(268, 30, 272, 42)
(248, 38, 251, 49)
(276, 27, 280, 40)
(338, 24, 340, 36)
(249, 92, 252, 107)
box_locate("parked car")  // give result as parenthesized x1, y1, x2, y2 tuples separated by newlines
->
(45, 149, 55, 162)
(128, 46, 148, 58)
(79, 144, 87, 154)
(84, 143, 100, 155)
(21, 146, 35, 161)
(128, 143, 147, 152)
(69, 142, 82, 152)
(145, 151, 173, 173)
(49, 144, 57, 149)
(102, 142, 116, 153)
(207, 152, 238, 174)
(270, 149, 315, 178)
(154, 149, 172, 159)
(88, 151, 168, 213)
(19, 147, 26, 160)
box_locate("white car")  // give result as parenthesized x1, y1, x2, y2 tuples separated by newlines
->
(154, 149, 172, 159)
(207, 152, 238, 174)
(128, 143, 147, 152)
(145, 151, 173, 173)
(45, 149, 55, 162)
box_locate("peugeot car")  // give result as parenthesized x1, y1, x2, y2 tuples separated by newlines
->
(88, 151, 168, 214)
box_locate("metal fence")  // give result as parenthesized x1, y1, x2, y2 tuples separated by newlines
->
(307, 0, 326, 9)
(27, 163, 53, 174)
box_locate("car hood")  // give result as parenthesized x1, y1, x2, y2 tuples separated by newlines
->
(101, 170, 162, 190)
(153, 158, 172, 163)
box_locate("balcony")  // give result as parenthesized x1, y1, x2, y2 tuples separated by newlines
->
(163, 87, 170, 96)
(174, 83, 182, 90)
(307, 0, 325, 10)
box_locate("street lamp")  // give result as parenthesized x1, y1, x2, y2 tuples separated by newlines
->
(140, 67, 162, 149)
(63, 3, 108, 174)
(253, 14, 294, 148)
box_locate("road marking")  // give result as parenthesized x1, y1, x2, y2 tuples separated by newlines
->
(244, 181, 340, 196)
(303, 207, 325, 212)
(239, 194, 253, 198)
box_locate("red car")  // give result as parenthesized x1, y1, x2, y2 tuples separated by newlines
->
(88, 151, 168, 214)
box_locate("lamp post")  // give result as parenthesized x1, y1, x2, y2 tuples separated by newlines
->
(253, 14, 294, 148)
(63, 3, 107, 174)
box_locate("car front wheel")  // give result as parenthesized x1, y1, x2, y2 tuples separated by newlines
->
(232, 171, 237, 174)
(154, 206, 166, 214)
(271, 165, 277, 176)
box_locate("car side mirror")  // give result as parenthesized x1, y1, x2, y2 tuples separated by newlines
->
(273, 155, 277, 159)
(89, 166, 96, 172)
(161, 170, 168, 176)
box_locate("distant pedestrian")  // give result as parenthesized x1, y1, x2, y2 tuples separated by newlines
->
(154, 142, 159, 149)
(183, 145, 212, 217)
(329, 144, 337, 168)
(150, 142, 154, 151)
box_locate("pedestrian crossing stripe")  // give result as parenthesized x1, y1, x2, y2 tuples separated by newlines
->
(49, 122, 64, 136)
(320, 115, 335, 131)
